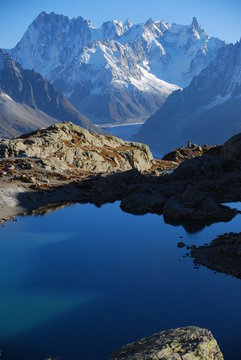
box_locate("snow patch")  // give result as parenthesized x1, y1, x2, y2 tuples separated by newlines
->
(0, 92, 14, 102)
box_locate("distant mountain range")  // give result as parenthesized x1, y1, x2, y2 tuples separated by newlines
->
(137, 41, 241, 151)
(0, 49, 100, 138)
(8, 12, 224, 125)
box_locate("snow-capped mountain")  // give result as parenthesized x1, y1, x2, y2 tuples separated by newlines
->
(8, 12, 224, 125)
(137, 41, 241, 151)
(0, 49, 100, 138)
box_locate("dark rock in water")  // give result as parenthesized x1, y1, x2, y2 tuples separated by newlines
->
(120, 191, 166, 215)
(191, 232, 241, 279)
(163, 197, 194, 220)
(177, 241, 185, 248)
(109, 326, 224, 360)
(162, 188, 235, 227)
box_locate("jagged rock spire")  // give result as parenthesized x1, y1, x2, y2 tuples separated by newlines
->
(192, 17, 201, 31)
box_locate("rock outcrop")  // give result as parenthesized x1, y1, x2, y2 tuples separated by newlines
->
(0, 122, 155, 175)
(162, 144, 222, 164)
(109, 327, 224, 360)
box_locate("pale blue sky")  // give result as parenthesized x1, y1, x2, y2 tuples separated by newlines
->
(0, 0, 241, 48)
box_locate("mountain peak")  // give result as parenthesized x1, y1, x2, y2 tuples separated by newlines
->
(191, 17, 201, 31)
(39, 11, 47, 17)
(145, 18, 154, 27)
(124, 18, 133, 29)
(9, 13, 224, 125)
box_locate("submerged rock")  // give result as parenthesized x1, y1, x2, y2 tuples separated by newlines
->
(109, 326, 224, 360)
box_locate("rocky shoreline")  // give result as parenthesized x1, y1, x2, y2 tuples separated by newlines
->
(1, 122, 241, 280)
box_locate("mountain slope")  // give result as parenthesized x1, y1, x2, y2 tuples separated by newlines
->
(137, 41, 241, 151)
(0, 49, 100, 136)
(0, 92, 58, 138)
(9, 12, 224, 124)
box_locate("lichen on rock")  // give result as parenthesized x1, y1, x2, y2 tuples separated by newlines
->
(0, 122, 156, 175)
(109, 327, 224, 360)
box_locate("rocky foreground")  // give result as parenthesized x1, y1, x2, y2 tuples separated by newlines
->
(109, 327, 224, 360)
(0, 122, 176, 219)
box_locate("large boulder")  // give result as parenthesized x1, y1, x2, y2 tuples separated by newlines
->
(163, 185, 235, 224)
(222, 132, 241, 160)
(109, 326, 224, 360)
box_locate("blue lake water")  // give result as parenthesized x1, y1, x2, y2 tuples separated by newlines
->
(0, 202, 241, 359)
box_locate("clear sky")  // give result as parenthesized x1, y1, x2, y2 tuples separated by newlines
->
(0, 0, 241, 48)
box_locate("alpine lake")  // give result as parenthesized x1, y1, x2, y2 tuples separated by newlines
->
(0, 125, 240, 360)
